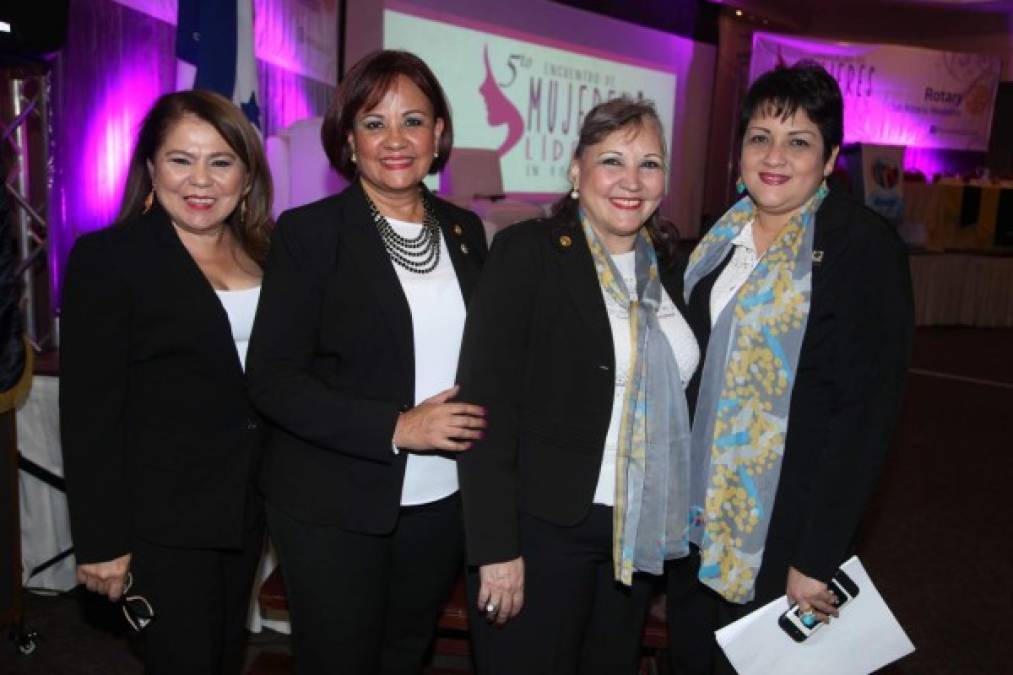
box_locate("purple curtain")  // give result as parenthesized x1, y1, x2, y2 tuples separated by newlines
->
(48, 0, 334, 308)
(257, 58, 334, 139)
(48, 0, 176, 307)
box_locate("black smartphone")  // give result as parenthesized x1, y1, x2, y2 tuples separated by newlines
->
(778, 568, 861, 643)
(830, 568, 860, 605)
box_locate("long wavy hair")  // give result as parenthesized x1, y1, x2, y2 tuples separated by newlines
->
(117, 90, 273, 264)
(552, 97, 679, 266)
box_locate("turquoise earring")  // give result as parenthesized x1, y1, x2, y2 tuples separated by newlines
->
(735, 177, 747, 195)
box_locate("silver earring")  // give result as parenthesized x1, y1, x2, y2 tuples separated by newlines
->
(351, 151, 357, 164)
(433, 151, 439, 159)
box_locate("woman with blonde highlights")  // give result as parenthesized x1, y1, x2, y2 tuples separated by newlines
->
(457, 97, 702, 675)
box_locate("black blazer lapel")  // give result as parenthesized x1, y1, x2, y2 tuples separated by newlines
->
(811, 190, 851, 292)
(549, 223, 613, 362)
(339, 182, 415, 380)
(147, 206, 246, 381)
(429, 196, 480, 300)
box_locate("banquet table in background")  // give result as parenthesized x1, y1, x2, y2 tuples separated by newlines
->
(16, 375, 76, 592)
(903, 181, 1013, 251)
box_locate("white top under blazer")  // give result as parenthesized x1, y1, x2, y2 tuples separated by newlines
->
(387, 217, 466, 507)
(593, 251, 700, 506)
(215, 285, 261, 372)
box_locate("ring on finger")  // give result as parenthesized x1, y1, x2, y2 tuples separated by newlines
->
(484, 601, 497, 617)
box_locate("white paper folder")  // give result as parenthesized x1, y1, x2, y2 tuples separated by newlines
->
(715, 556, 915, 674)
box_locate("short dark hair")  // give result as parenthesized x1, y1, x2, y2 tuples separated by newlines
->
(552, 97, 680, 265)
(117, 90, 273, 263)
(321, 50, 454, 181)
(738, 61, 843, 162)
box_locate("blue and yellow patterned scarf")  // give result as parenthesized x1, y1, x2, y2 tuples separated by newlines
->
(683, 184, 828, 603)
(581, 216, 693, 585)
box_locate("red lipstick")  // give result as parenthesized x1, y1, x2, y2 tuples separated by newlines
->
(759, 172, 789, 185)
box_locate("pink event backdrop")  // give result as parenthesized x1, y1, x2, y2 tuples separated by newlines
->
(382, 0, 716, 241)
(749, 32, 1001, 153)
(384, 3, 680, 194)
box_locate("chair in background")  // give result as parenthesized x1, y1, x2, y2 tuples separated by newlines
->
(440, 148, 546, 243)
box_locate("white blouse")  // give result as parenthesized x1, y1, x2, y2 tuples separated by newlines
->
(592, 251, 700, 506)
(709, 220, 761, 326)
(387, 217, 466, 507)
(214, 285, 261, 372)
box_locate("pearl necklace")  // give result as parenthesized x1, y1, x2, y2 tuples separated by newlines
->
(367, 192, 441, 274)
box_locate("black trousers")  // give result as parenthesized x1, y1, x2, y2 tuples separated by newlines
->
(467, 505, 656, 675)
(129, 518, 264, 675)
(266, 492, 464, 675)
(666, 548, 755, 675)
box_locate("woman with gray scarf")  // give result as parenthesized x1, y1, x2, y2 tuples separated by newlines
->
(666, 62, 913, 674)
(457, 97, 702, 675)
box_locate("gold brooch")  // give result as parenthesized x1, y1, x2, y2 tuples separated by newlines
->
(452, 224, 463, 237)
(559, 235, 572, 248)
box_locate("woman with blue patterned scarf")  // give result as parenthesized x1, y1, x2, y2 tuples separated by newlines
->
(666, 62, 914, 674)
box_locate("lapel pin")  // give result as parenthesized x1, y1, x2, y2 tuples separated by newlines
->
(559, 234, 573, 248)
(452, 224, 464, 237)
(460, 243, 469, 254)
(812, 250, 824, 263)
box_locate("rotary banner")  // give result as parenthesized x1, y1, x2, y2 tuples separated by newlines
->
(750, 32, 1001, 151)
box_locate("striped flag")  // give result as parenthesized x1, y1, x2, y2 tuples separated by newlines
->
(176, 0, 261, 130)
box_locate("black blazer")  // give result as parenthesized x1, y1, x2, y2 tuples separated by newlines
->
(60, 206, 263, 565)
(686, 188, 914, 601)
(246, 182, 487, 534)
(456, 215, 703, 567)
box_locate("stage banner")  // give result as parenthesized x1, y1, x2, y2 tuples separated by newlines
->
(111, 0, 338, 84)
(750, 33, 1001, 152)
(383, 5, 677, 195)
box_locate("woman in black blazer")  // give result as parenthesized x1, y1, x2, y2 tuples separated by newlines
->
(666, 63, 914, 674)
(246, 51, 486, 675)
(456, 98, 702, 675)
(60, 90, 273, 674)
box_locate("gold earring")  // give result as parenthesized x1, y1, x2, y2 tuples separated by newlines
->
(239, 198, 248, 224)
(142, 189, 155, 214)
